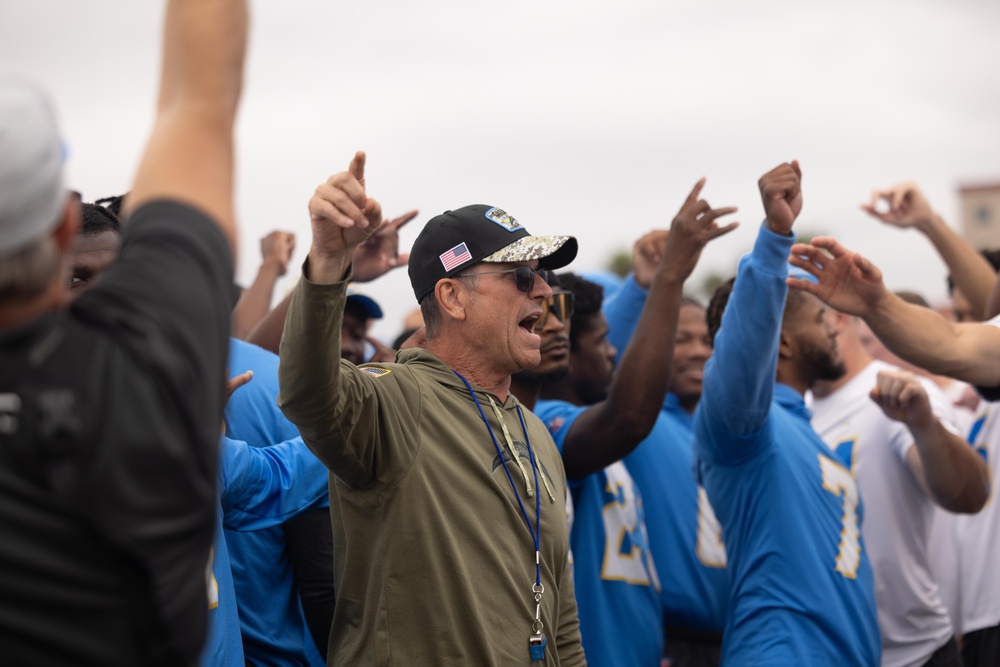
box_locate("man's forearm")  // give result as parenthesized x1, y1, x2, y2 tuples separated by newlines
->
(561, 272, 684, 478)
(277, 275, 347, 447)
(704, 223, 791, 435)
(919, 214, 996, 316)
(231, 261, 282, 340)
(910, 421, 989, 513)
(127, 0, 248, 254)
(306, 246, 353, 285)
(158, 0, 247, 117)
(864, 294, 1000, 385)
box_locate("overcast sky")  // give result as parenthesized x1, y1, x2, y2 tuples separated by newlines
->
(4, 0, 1000, 342)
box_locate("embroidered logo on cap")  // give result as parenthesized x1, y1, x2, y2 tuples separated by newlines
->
(484, 207, 523, 232)
(361, 366, 392, 378)
(440, 242, 473, 271)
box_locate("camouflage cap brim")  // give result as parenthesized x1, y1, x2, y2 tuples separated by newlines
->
(481, 234, 577, 270)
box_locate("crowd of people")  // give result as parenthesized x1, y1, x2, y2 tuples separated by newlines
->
(3, 1, 1000, 666)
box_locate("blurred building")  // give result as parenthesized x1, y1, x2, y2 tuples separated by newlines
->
(960, 183, 1000, 250)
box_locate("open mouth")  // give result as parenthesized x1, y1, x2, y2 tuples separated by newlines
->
(519, 313, 540, 334)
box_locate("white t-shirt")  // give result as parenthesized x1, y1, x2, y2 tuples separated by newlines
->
(926, 507, 962, 634)
(811, 360, 956, 667)
(950, 400, 1000, 635)
(925, 384, 976, 637)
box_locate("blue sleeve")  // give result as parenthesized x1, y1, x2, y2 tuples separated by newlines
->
(533, 400, 588, 455)
(218, 436, 330, 531)
(534, 400, 588, 485)
(602, 273, 648, 367)
(695, 222, 795, 465)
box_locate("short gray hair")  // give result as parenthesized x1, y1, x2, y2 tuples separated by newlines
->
(0, 235, 59, 303)
(419, 271, 483, 339)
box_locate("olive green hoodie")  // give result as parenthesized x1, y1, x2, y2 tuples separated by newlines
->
(279, 277, 586, 666)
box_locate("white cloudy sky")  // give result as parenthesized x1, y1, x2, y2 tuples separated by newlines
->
(4, 0, 1000, 342)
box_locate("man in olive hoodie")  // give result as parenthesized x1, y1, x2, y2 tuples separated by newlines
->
(278, 152, 585, 666)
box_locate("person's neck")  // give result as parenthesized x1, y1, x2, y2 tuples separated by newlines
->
(677, 393, 699, 414)
(510, 376, 541, 411)
(538, 378, 583, 406)
(775, 361, 809, 398)
(812, 343, 870, 399)
(428, 339, 512, 402)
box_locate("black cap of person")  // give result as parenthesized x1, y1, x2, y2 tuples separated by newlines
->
(407, 204, 577, 303)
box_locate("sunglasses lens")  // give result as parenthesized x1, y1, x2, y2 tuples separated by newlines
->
(537, 291, 574, 328)
(552, 292, 574, 322)
(514, 267, 536, 293)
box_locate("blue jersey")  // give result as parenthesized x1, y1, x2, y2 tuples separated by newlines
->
(624, 396, 729, 631)
(602, 273, 647, 369)
(605, 273, 729, 631)
(224, 339, 326, 667)
(202, 436, 330, 666)
(535, 399, 663, 667)
(692, 224, 880, 666)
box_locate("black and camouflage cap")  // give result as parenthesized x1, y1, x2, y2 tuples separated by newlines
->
(408, 204, 577, 303)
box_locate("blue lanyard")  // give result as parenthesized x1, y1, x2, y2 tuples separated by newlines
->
(454, 371, 541, 587)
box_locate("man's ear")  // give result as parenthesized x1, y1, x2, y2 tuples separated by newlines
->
(778, 326, 795, 360)
(53, 195, 81, 253)
(436, 279, 468, 323)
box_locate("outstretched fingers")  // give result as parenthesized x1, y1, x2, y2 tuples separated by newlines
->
(388, 209, 419, 231)
(851, 252, 882, 282)
(683, 178, 707, 208)
(707, 220, 740, 240)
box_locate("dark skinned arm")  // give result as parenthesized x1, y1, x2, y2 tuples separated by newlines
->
(560, 180, 738, 479)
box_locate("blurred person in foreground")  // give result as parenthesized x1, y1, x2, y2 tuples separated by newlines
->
(0, 0, 247, 662)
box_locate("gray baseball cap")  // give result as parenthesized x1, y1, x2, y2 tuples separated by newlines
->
(0, 67, 67, 257)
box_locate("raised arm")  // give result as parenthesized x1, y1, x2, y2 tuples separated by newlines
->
(560, 180, 738, 478)
(869, 369, 989, 513)
(277, 153, 380, 424)
(219, 435, 330, 531)
(699, 162, 802, 447)
(862, 183, 997, 316)
(789, 237, 1000, 387)
(602, 230, 670, 365)
(126, 0, 248, 255)
(247, 206, 413, 354)
(231, 231, 295, 339)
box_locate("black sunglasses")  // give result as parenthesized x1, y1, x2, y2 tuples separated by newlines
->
(538, 290, 575, 328)
(456, 266, 552, 293)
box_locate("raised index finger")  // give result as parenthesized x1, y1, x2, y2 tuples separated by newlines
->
(349, 151, 367, 187)
(683, 178, 707, 208)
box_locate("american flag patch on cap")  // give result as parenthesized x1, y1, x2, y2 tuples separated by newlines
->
(440, 242, 473, 271)
(361, 366, 392, 378)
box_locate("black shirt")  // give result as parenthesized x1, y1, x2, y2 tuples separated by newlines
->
(0, 201, 232, 666)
